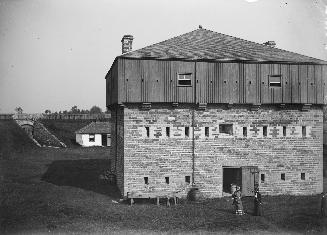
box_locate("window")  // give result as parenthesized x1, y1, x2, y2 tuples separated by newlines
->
(185, 176, 191, 184)
(281, 173, 285, 181)
(166, 127, 170, 137)
(205, 127, 209, 137)
(263, 126, 267, 137)
(269, 75, 281, 87)
(185, 127, 190, 137)
(178, 73, 192, 86)
(89, 134, 95, 142)
(145, 127, 150, 137)
(219, 124, 233, 135)
(144, 177, 149, 185)
(243, 127, 247, 137)
(165, 177, 169, 184)
(302, 126, 306, 137)
(283, 126, 286, 137)
(301, 173, 305, 180)
(261, 174, 265, 183)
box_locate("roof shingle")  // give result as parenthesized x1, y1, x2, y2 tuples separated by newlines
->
(76, 122, 110, 134)
(119, 28, 326, 64)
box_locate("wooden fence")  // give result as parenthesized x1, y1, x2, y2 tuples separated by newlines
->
(41, 113, 111, 120)
(0, 114, 14, 120)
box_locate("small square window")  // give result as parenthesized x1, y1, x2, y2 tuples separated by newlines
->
(301, 173, 305, 180)
(263, 126, 267, 137)
(145, 127, 150, 137)
(166, 127, 170, 137)
(261, 174, 265, 183)
(89, 134, 95, 142)
(243, 127, 247, 137)
(205, 127, 209, 137)
(178, 73, 192, 86)
(185, 127, 190, 137)
(219, 124, 233, 135)
(281, 173, 285, 181)
(185, 176, 190, 184)
(165, 177, 169, 184)
(269, 75, 281, 87)
(144, 177, 149, 185)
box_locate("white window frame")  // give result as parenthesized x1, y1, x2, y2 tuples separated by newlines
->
(178, 73, 192, 87)
(89, 134, 95, 142)
(269, 75, 282, 87)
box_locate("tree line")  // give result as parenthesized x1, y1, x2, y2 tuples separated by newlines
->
(44, 105, 108, 115)
(14, 105, 108, 115)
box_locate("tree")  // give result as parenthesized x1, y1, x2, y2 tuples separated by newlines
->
(15, 107, 23, 114)
(44, 109, 51, 115)
(90, 105, 102, 114)
(70, 105, 79, 114)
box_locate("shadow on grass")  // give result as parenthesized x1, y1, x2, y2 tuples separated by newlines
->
(41, 159, 121, 199)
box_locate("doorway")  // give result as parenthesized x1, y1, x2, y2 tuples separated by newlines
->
(222, 167, 242, 194)
(101, 134, 107, 146)
(222, 166, 259, 196)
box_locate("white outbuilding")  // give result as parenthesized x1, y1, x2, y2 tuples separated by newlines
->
(75, 122, 111, 147)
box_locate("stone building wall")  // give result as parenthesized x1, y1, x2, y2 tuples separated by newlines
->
(111, 106, 125, 194)
(117, 104, 323, 198)
(193, 105, 322, 197)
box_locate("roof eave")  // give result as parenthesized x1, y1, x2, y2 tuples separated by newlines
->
(117, 56, 327, 65)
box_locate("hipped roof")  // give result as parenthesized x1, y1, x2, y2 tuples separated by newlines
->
(118, 28, 326, 64)
(76, 122, 110, 134)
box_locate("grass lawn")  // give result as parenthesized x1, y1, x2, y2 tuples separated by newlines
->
(1, 120, 327, 234)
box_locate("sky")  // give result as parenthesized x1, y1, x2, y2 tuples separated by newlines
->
(0, 0, 326, 113)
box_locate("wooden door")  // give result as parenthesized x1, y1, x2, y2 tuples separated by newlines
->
(101, 134, 107, 146)
(241, 166, 259, 196)
(107, 135, 111, 146)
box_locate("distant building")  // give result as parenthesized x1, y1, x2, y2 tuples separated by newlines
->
(75, 122, 111, 147)
(106, 27, 327, 198)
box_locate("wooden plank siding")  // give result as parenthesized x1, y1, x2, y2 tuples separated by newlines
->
(106, 60, 119, 105)
(107, 58, 326, 106)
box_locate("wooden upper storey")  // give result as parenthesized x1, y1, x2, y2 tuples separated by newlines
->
(106, 28, 327, 106)
(106, 58, 327, 105)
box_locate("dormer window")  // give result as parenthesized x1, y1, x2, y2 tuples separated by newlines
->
(178, 73, 192, 86)
(269, 75, 282, 87)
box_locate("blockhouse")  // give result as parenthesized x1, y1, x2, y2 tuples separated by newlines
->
(106, 27, 327, 198)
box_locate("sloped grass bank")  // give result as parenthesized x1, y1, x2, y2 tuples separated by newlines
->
(0, 120, 36, 159)
(39, 119, 94, 147)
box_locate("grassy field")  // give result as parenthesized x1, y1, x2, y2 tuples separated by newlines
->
(1, 120, 327, 234)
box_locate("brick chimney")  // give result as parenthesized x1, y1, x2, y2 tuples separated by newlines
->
(263, 41, 276, 47)
(121, 35, 133, 54)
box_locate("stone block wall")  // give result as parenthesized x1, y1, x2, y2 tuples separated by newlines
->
(123, 104, 194, 197)
(110, 106, 125, 194)
(117, 104, 323, 198)
(193, 105, 322, 197)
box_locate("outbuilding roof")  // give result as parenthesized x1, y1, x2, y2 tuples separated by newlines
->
(76, 122, 110, 134)
(119, 28, 326, 64)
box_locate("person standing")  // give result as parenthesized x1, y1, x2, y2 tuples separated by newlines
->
(254, 187, 263, 216)
(232, 186, 244, 215)
(321, 192, 327, 218)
